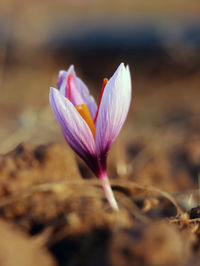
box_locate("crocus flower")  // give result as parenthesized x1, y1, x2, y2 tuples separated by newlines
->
(49, 63, 131, 210)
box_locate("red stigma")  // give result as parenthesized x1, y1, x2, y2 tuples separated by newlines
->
(94, 78, 108, 124)
(66, 73, 73, 101)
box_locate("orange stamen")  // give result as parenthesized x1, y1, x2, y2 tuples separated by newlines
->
(66, 73, 73, 101)
(76, 104, 96, 138)
(94, 78, 108, 124)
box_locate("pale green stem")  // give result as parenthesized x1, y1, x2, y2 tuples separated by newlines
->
(101, 175, 119, 211)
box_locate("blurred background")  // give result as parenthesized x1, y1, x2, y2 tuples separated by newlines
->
(0, 0, 200, 157)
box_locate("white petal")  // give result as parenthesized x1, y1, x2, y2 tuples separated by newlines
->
(95, 63, 132, 156)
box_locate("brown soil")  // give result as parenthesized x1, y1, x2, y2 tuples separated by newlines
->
(0, 133, 199, 266)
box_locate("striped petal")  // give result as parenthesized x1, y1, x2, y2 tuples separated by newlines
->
(49, 87, 99, 173)
(95, 63, 131, 166)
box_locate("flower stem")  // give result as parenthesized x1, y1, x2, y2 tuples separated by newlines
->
(100, 174, 119, 211)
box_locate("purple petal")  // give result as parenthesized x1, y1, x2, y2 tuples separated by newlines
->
(49, 87, 99, 174)
(77, 78, 97, 120)
(95, 63, 131, 162)
(57, 66, 97, 118)
(58, 70, 67, 90)
(58, 65, 74, 96)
